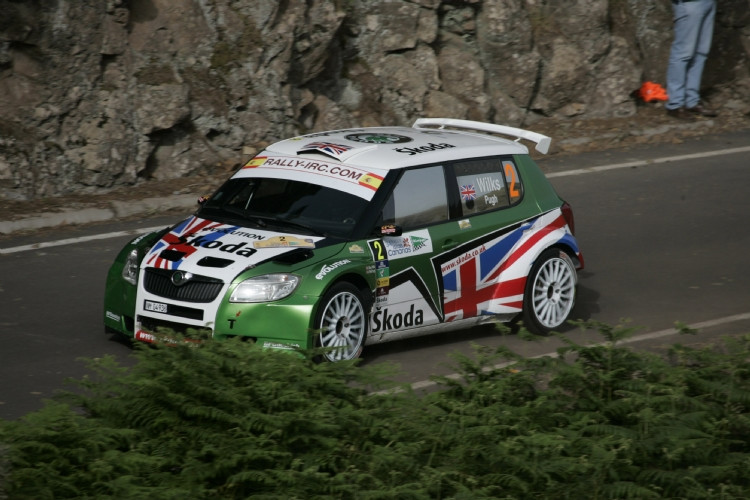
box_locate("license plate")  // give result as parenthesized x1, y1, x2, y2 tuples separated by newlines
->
(144, 300, 168, 313)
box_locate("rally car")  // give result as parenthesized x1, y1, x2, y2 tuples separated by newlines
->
(104, 118, 584, 361)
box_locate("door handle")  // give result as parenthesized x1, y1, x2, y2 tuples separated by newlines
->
(442, 239, 459, 250)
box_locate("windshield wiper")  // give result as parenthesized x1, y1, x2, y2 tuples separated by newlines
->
(253, 215, 328, 237)
(199, 206, 270, 230)
(198, 206, 328, 237)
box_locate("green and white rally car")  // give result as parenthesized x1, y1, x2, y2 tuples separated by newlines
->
(104, 118, 584, 361)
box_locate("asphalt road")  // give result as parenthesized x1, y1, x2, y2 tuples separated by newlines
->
(2, 130, 749, 420)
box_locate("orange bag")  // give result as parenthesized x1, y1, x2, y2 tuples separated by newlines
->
(638, 81, 668, 102)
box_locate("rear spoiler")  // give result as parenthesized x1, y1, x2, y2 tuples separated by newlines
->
(412, 117, 551, 155)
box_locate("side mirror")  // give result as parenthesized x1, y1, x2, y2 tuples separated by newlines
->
(379, 224, 402, 237)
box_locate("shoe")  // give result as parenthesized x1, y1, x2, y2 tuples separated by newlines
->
(666, 107, 695, 121)
(686, 102, 718, 117)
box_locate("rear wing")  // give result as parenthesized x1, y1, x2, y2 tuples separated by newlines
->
(413, 117, 551, 155)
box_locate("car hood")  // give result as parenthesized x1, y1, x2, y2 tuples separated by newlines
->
(141, 216, 328, 280)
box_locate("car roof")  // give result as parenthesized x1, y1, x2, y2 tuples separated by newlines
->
(264, 118, 551, 171)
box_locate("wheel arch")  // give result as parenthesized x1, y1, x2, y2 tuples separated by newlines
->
(312, 273, 372, 362)
(550, 240, 583, 272)
(310, 271, 374, 323)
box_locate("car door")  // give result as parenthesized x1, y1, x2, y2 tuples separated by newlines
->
(368, 164, 450, 337)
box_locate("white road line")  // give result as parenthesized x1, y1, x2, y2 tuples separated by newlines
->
(399, 312, 750, 393)
(0, 226, 167, 255)
(546, 145, 750, 178)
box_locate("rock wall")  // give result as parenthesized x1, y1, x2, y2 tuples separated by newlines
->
(1, 0, 749, 200)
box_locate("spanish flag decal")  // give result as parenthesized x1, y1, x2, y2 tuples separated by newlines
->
(243, 156, 267, 168)
(359, 173, 384, 191)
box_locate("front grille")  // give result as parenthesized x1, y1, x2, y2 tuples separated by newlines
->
(144, 268, 224, 303)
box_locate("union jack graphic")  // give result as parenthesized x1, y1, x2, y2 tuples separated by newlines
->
(302, 142, 354, 158)
(146, 217, 236, 270)
(460, 184, 477, 201)
(442, 211, 574, 321)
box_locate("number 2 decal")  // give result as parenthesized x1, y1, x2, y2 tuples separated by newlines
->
(504, 162, 520, 200)
(369, 239, 386, 261)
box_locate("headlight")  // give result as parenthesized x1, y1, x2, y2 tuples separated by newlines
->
(122, 248, 139, 285)
(230, 274, 300, 303)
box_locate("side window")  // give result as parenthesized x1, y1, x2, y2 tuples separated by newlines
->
(454, 158, 523, 216)
(382, 165, 448, 229)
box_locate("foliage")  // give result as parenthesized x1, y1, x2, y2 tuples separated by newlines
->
(2, 324, 750, 499)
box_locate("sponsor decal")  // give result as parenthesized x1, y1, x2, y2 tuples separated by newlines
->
(358, 173, 384, 191)
(254, 235, 315, 249)
(374, 259, 390, 305)
(458, 219, 472, 230)
(105, 310, 120, 322)
(135, 330, 201, 345)
(394, 142, 455, 155)
(202, 226, 264, 240)
(475, 175, 503, 193)
(147, 218, 261, 269)
(244, 156, 268, 168)
(460, 184, 477, 201)
(187, 239, 258, 255)
(441, 245, 488, 275)
(375, 288, 389, 307)
(237, 154, 388, 201)
(345, 133, 412, 144)
(299, 141, 354, 158)
(315, 259, 352, 280)
(440, 211, 570, 321)
(485, 194, 499, 206)
(135, 330, 156, 343)
(203, 226, 264, 240)
(251, 156, 367, 181)
(262, 341, 301, 350)
(369, 239, 388, 261)
(348, 243, 365, 254)
(371, 304, 424, 333)
(227, 310, 242, 329)
(375, 264, 389, 280)
(383, 230, 432, 260)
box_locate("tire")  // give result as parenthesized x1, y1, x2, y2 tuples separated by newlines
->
(522, 248, 577, 335)
(315, 282, 369, 362)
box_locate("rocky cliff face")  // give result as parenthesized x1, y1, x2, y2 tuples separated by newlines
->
(1, 0, 749, 200)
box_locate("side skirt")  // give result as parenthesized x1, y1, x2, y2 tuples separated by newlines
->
(365, 313, 516, 345)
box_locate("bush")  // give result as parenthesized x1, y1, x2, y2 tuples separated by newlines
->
(2, 324, 750, 499)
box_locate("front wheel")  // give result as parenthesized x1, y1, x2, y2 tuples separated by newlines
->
(315, 282, 369, 362)
(522, 248, 577, 335)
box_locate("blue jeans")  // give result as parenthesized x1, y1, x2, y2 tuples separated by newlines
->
(665, 0, 716, 110)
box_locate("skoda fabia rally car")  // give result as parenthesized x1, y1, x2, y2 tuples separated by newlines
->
(104, 118, 584, 361)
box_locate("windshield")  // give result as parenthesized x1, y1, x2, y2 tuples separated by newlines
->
(197, 177, 370, 239)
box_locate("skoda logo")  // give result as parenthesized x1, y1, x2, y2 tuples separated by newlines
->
(171, 270, 193, 286)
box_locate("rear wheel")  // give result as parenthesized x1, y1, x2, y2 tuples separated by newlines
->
(522, 248, 576, 335)
(315, 282, 368, 362)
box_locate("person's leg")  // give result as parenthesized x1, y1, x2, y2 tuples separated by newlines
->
(666, 2, 701, 110)
(684, 0, 716, 108)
